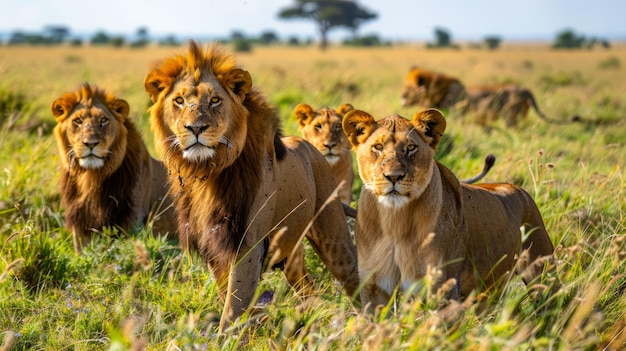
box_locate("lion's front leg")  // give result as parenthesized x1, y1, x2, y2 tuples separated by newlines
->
(219, 242, 265, 332)
(72, 228, 92, 254)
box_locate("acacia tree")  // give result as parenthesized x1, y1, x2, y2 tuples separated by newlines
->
(278, 0, 377, 50)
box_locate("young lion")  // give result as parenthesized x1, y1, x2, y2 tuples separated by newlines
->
(51, 82, 176, 253)
(143, 41, 359, 332)
(342, 108, 556, 309)
(294, 103, 355, 204)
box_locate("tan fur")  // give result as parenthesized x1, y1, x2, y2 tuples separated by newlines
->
(294, 103, 355, 204)
(144, 41, 359, 331)
(457, 83, 580, 127)
(51, 82, 176, 253)
(343, 108, 555, 309)
(400, 67, 465, 108)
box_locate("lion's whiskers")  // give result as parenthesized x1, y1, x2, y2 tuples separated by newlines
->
(66, 147, 77, 167)
(218, 136, 232, 149)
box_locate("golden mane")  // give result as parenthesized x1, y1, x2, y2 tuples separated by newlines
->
(52, 82, 123, 123)
(144, 41, 359, 331)
(145, 41, 286, 281)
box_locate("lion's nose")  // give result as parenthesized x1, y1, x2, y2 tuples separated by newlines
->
(185, 124, 209, 136)
(83, 141, 99, 149)
(323, 142, 336, 150)
(384, 173, 405, 184)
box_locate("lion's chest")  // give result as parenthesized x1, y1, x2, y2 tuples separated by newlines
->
(360, 205, 441, 295)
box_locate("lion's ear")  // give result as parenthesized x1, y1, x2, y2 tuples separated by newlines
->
(342, 110, 376, 148)
(109, 99, 130, 121)
(294, 103, 315, 127)
(413, 108, 446, 149)
(51, 97, 76, 122)
(144, 70, 172, 103)
(336, 103, 354, 115)
(220, 68, 252, 100)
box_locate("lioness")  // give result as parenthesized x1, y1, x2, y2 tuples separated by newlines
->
(458, 83, 580, 127)
(400, 67, 465, 109)
(143, 41, 359, 331)
(51, 82, 176, 253)
(294, 103, 355, 204)
(342, 108, 555, 309)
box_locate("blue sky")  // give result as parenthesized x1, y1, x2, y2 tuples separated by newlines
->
(1, 0, 625, 41)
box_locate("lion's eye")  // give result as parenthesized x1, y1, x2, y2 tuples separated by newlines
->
(407, 144, 418, 154)
(314, 123, 322, 130)
(73, 118, 83, 126)
(209, 96, 221, 107)
(100, 117, 109, 126)
(373, 144, 383, 152)
(334, 123, 342, 131)
(174, 96, 184, 105)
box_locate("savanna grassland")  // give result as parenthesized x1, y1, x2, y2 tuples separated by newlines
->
(0, 42, 625, 350)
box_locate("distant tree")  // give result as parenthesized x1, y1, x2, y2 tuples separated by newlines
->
(8, 31, 27, 45)
(110, 36, 125, 48)
(553, 29, 586, 49)
(8, 31, 52, 45)
(278, 0, 378, 50)
(259, 30, 280, 45)
(90, 31, 111, 45)
(68, 38, 83, 47)
(286, 36, 301, 46)
(159, 35, 180, 47)
(231, 30, 246, 41)
(131, 26, 150, 47)
(44, 25, 70, 44)
(484, 35, 502, 50)
(342, 33, 388, 47)
(232, 38, 253, 52)
(434, 27, 451, 47)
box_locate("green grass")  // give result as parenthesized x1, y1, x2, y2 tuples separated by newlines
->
(1, 44, 626, 350)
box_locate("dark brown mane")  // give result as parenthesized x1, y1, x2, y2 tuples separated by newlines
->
(61, 121, 149, 236)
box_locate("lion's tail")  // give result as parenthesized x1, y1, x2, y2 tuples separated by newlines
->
(461, 154, 496, 184)
(525, 90, 580, 125)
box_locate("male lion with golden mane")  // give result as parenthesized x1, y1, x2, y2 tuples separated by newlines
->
(294, 103, 355, 204)
(143, 41, 359, 331)
(400, 67, 466, 109)
(458, 83, 581, 127)
(51, 82, 176, 253)
(342, 108, 556, 310)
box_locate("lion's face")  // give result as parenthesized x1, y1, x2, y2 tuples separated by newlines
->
(52, 84, 129, 173)
(400, 70, 428, 107)
(343, 109, 446, 208)
(294, 103, 353, 165)
(144, 45, 252, 171)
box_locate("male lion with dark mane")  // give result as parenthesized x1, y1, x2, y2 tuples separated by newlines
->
(342, 108, 556, 311)
(143, 41, 359, 331)
(51, 82, 176, 253)
(294, 103, 355, 204)
(400, 67, 465, 109)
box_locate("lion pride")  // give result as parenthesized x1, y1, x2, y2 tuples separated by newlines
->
(51, 82, 176, 253)
(143, 41, 359, 331)
(400, 67, 465, 108)
(342, 108, 556, 310)
(294, 103, 355, 204)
